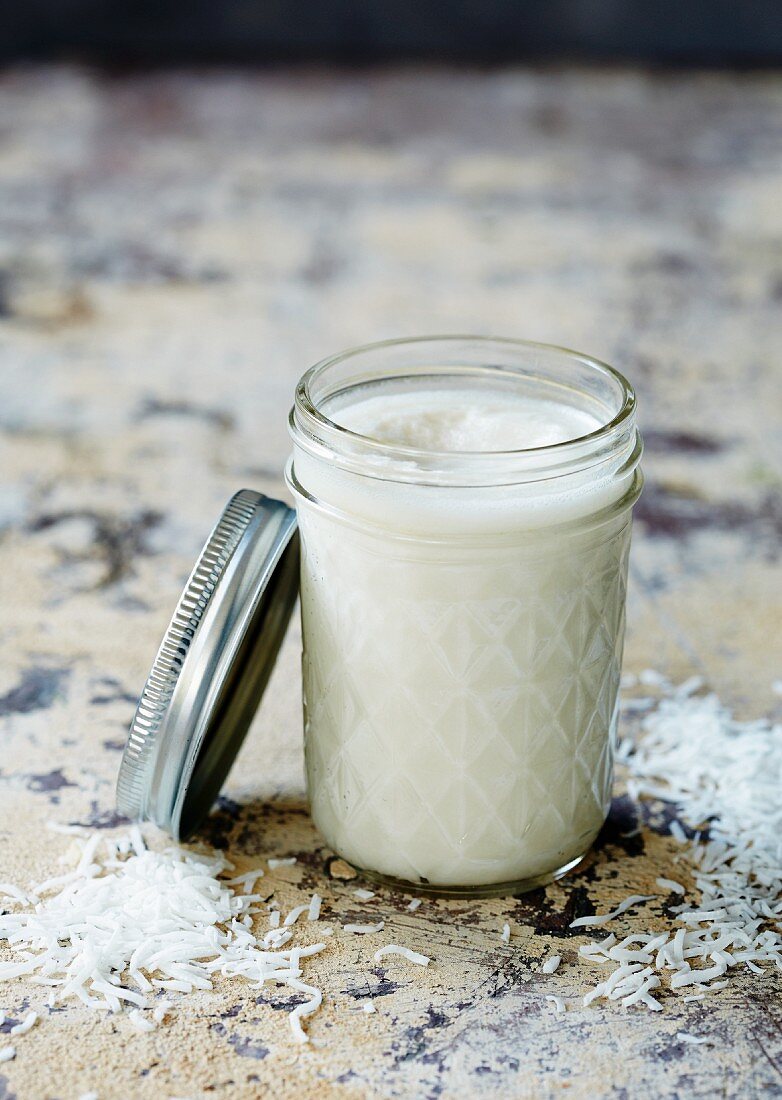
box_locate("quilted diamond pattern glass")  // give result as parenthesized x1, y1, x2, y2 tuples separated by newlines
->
(300, 511, 633, 890)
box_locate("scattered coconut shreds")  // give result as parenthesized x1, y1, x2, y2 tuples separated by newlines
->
(406, 898, 422, 912)
(343, 922, 385, 935)
(677, 1031, 712, 1045)
(46, 821, 90, 838)
(576, 677, 782, 1012)
(541, 955, 561, 975)
(268, 857, 297, 869)
(0, 883, 35, 906)
(546, 995, 566, 1014)
(640, 669, 668, 688)
(226, 870, 264, 893)
(9, 1011, 37, 1036)
(288, 979, 322, 1043)
(656, 878, 685, 895)
(501, 923, 511, 943)
(374, 945, 429, 967)
(129, 1009, 156, 1033)
(283, 904, 310, 928)
(0, 1047, 16, 1063)
(570, 895, 655, 929)
(308, 894, 322, 921)
(353, 889, 375, 900)
(0, 833, 327, 1044)
(363, 1002, 376, 1014)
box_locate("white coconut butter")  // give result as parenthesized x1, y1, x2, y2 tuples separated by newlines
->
(288, 338, 642, 894)
(336, 389, 600, 452)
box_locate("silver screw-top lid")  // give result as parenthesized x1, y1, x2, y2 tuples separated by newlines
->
(116, 489, 299, 840)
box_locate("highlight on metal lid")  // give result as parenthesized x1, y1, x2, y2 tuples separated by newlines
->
(116, 489, 299, 840)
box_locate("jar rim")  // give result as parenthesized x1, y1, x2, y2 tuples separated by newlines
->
(290, 335, 639, 487)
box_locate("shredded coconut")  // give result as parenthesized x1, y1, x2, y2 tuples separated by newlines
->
(501, 923, 510, 943)
(575, 678, 782, 1012)
(640, 669, 668, 688)
(406, 898, 422, 912)
(677, 1031, 712, 1045)
(541, 955, 561, 974)
(226, 870, 264, 893)
(288, 979, 322, 1043)
(129, 1009, 156, 1032)
(0, 833, 328, 1044)
(353, 889, 375, 900)
(363, 1002, 376, 1013)
(570, 895, 655, 929)
(308, 894, 322, 921)
(546, 994, 566, 1013)
(283, 904, 310, 928)
(268, 857, 297, 869)
(0, 884, 35, 906)
(9, 1011, 37, 1036)
(374, 945, 429, 966)
(656, 878, 685, 895)
(0, 1047, 16, 1063)
(343, 922, 385, 934)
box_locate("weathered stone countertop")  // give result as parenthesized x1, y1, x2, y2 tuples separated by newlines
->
(1, 65, 781, 1099)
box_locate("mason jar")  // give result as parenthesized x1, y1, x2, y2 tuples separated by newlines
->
(286, 336, 642, 897)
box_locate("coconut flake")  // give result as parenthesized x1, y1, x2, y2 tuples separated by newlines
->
(129, 1009, 156, 1032)
(501, 923, 511, 943)
(677, 1031, 711, 1045)
(225, 870, 265, 893)
(656, 878, 685, 895)
(406, 899, 422, 912)
(353, 889, 375, 900)
(541, 955, 561, 974)
(570, 896, 655, 929)
(374, 945, 429, 966)
(283, 905, 310, 928)
(344, 922, 384, 934)
(9, 1011, 37, 1036)
(288, 979, 322, 1043)
(0, 1047, 16, 1063)
(0, 833, 328, 1045)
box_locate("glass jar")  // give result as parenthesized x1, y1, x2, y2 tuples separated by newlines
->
(286, 336, 642, 897)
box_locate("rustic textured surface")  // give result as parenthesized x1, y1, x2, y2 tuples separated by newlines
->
(1, 65, 781, 1099)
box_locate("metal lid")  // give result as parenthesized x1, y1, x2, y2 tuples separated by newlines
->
(116, 489, 299, 840)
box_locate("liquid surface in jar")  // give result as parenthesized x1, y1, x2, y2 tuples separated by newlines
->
(333, 388, 603, 453)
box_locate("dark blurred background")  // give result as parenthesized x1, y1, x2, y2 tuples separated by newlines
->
(3, 0, 782, 66)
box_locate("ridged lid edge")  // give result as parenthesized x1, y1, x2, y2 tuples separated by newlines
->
(116, 490, 263, 822)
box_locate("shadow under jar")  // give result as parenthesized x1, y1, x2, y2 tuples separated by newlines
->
(287, 336, 643, 898)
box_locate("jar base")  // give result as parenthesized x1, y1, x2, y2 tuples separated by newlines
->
(348, 850, 589, 899)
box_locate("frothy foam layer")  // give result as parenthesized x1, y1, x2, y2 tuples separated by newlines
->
(334, 389, 602, 453)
